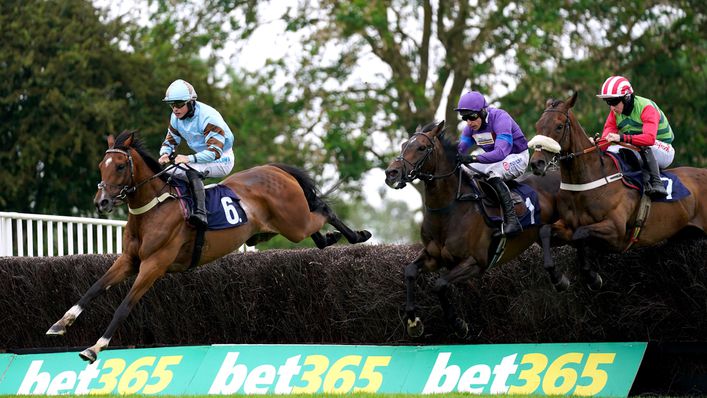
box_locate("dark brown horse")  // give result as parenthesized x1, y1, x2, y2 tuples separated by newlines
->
(529, 92, 706, 278)
(385, 121, 565, 338)
(46, 130, 371, 362)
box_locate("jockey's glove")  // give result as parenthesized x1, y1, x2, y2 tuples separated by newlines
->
(457, 154, 478, 164)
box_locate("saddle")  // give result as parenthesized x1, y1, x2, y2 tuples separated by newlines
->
(461, 173, 541, 229)
(607, 149, 691, 202)
(477, 180, 527, 219)
(169, 179, 248, 230)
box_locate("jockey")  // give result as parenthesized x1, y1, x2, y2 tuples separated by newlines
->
(158, 79, 235, 228)
(455, 91, 529, 236)
(596, 76, 674, 198)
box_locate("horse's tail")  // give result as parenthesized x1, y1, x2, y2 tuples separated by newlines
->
(270, 163, 331, 214)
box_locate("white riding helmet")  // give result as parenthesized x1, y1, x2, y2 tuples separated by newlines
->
(163, 79, 198, 102)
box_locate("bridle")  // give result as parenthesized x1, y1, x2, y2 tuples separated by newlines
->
(394, 132, 459, 184)
(97, 148, 173, 202)
(532, 108, 620, 174)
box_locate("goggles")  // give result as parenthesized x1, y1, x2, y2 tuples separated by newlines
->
(604, 97, 622, 106)
(461, 112, 482, 122)
(167, 101, 188, 109)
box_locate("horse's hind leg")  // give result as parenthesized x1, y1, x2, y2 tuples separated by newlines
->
(80, 255, 169, 363)
(311, 231, 342, 249)
(47, 255, 136, 336)
(539, 225, 569, 291)
(316, 203, 371, 244)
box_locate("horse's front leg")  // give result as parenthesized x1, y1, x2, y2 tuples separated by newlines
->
(571, 218, 625, 248)
(404, 251, 427, 338)
(79, 252, 173, 363)
(47, 254, 136, 336)
(539, 224, 569, 291)
(576, 243, 603, 290)
(434, 257, 482, 339)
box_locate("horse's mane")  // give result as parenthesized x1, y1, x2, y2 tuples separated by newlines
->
(421, 121, 472, 184)
(113, 130, 167, 180)
(548, 99, 564, 109)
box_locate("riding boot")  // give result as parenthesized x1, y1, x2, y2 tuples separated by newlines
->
(488, 177, 522, 236)
(640, 147, 667, 198)
(186, 169, 208, 229)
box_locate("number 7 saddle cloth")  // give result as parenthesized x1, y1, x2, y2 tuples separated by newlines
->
(607, 151, 691, 202)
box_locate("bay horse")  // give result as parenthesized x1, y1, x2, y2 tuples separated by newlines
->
(46, 130, 371, 363)
(529, 92, 706, 281)
(384, 121, 566, 338)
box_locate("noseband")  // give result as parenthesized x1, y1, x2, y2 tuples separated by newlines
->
(395, 132, 459, 183)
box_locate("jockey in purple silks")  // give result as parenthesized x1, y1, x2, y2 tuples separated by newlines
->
(455, 91, 529, 236)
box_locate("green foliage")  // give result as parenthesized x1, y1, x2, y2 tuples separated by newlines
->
(501, 2, 706, 167)
(0, 0, 158, 214)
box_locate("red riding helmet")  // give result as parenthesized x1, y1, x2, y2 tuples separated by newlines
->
(597, 76, 633, 98)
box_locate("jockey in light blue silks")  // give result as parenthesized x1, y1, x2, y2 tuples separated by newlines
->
(158, 79, 235, 228)
(455, 91, 530, 236)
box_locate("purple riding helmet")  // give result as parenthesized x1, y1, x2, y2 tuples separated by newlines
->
(454, 91, 489, 112)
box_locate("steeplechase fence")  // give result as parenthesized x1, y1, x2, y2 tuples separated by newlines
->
(0, 212, 126, 257)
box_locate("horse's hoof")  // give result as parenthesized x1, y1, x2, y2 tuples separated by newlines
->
(554, 274, 570, 292)
(453, 318, 469, 339)
(46, 323, 66, 336)
(359, 230, 372, 243)
(79, 348, 97, 364)
(587, 273, 603, 291)
(406, 317, 424, 338)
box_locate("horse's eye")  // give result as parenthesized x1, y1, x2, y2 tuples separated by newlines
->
(556, 124, 563, 132)
(417, 146, 427, 152)
(117, 164, 126, 171)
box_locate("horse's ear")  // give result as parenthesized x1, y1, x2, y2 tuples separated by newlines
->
(431, 120, 445, 137)
(545, 98, 554, 109)
(124, 132, 134, 147)
(566, 91, 578, 109)
(107, 135, 115, 148)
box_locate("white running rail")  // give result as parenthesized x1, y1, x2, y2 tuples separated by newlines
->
(0, 212, 126, 257)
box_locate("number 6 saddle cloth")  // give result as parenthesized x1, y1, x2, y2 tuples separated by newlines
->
(171, 179, 248, 230)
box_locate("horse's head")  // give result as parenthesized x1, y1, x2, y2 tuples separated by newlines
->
(385, 121, 456, 189)
(95, 132, 137, 214)
(529, 92, 579, 176)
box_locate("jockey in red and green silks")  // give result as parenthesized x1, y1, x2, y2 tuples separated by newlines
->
(596, 76, 674, 198)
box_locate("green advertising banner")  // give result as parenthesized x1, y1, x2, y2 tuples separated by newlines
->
(0, 343, 645, 396)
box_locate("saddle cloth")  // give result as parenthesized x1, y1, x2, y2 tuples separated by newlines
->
(171, 180, 248, 230)
(607, 152, 691, 202)
(481, 181, 542, 229)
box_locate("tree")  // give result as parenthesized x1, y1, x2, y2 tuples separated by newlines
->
(500, 0, 706, 167)
(0, 0, 159, 214)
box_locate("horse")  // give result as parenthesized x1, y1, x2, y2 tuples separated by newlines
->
(384, 121, 566, 338)
(46, 130, 372, 363)
(529, 92, 707, 283)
